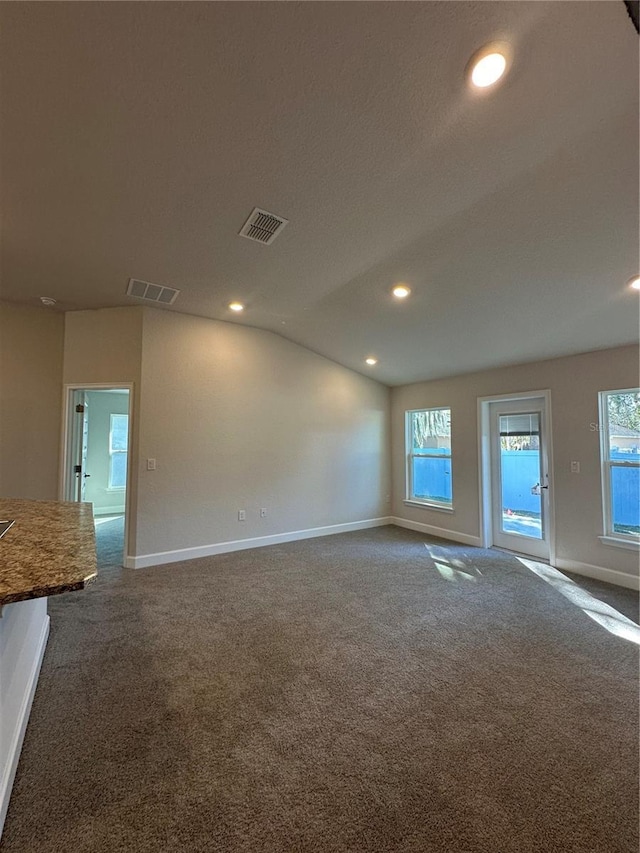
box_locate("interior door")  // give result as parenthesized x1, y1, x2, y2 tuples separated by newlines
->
(80, 399, 89, 501)
(489, 398, 550, 560)
(68, 391, 90, 502)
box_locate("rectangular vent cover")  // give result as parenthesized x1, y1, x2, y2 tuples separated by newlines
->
(238, 207, 288, 245)
(126, 278, 180, 305)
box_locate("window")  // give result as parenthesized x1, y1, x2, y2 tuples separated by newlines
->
(598, 389, 640, 543)
(108, 414, 129, 489)
(406, 407, 453, 509)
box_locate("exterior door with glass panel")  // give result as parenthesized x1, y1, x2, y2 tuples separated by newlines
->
(489, 399, 550, 559)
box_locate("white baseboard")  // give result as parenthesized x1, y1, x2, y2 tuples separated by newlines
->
(390, 517, 483, 548)
(124, 517, 394, 569)
(94, 505, 125, 517)
(123, 518, 636, 592)
(554, 558, 639, 591)
(0, 613, 50, 839)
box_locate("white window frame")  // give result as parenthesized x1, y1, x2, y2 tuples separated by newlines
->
(405, 407, 453, 511)
(598, 388, 640, 550)
(108, 413, 129, 491)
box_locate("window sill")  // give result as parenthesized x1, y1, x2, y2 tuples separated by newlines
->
(403, 500, 454, 513)
(106, 487, 126, 493)
(598, 535, 640, 552)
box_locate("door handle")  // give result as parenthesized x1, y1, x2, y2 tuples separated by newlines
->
(83, 473, 91, 478)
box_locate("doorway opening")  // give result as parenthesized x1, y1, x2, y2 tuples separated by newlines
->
(478, 390, 555, 563)
(62, 385, 132, 568)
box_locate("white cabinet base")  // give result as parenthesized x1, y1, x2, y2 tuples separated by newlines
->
(0, 598, 50, 838)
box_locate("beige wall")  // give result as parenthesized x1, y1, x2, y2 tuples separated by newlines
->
(0, 302, 64, 499)
(63, 307, 144, 386)
(136, 309, 390, 556)
(391, 345, 640, 578)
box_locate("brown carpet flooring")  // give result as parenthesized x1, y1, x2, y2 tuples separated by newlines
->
(94, 515, 125, 569)
(2, 527, 638, 852)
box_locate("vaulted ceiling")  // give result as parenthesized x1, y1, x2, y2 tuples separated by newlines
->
(1, 2, 638, 385)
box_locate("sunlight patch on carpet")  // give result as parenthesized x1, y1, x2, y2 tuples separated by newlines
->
(517, 557, 640, 646)
(434, 562, 478, 583)
(425, 543, 482, 580)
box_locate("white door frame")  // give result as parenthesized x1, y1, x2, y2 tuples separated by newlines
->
(477, 389, 556, 565)
(60, 383, 134, 566)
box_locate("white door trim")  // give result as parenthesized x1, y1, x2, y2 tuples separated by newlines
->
(477, 389, 556, 565)
(60, 383, 134, 566)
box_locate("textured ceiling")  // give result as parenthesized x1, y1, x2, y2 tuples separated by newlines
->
(1, 2, 638, 385)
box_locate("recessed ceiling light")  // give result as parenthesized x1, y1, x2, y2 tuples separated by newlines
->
(228, 301, 245, 312)
(392, 284, 411, 299)
(40, 296, 56, 307)
(471, 53, 506, 88)
(365, 357, 378, 366)
(468, 43, 510, 89)
(629, 276, 640, 291)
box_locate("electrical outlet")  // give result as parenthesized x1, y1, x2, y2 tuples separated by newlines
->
(260, 508, 267, 518)
(147, 458, 156, 471)
(570, 461, 580, 474)
(238, 510, 246, 521)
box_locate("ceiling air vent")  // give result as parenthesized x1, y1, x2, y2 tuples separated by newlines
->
(126, 278, 180, 305)
(238, 207, 288, 245)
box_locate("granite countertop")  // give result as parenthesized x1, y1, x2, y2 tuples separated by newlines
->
(0, 498, 97, 606)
